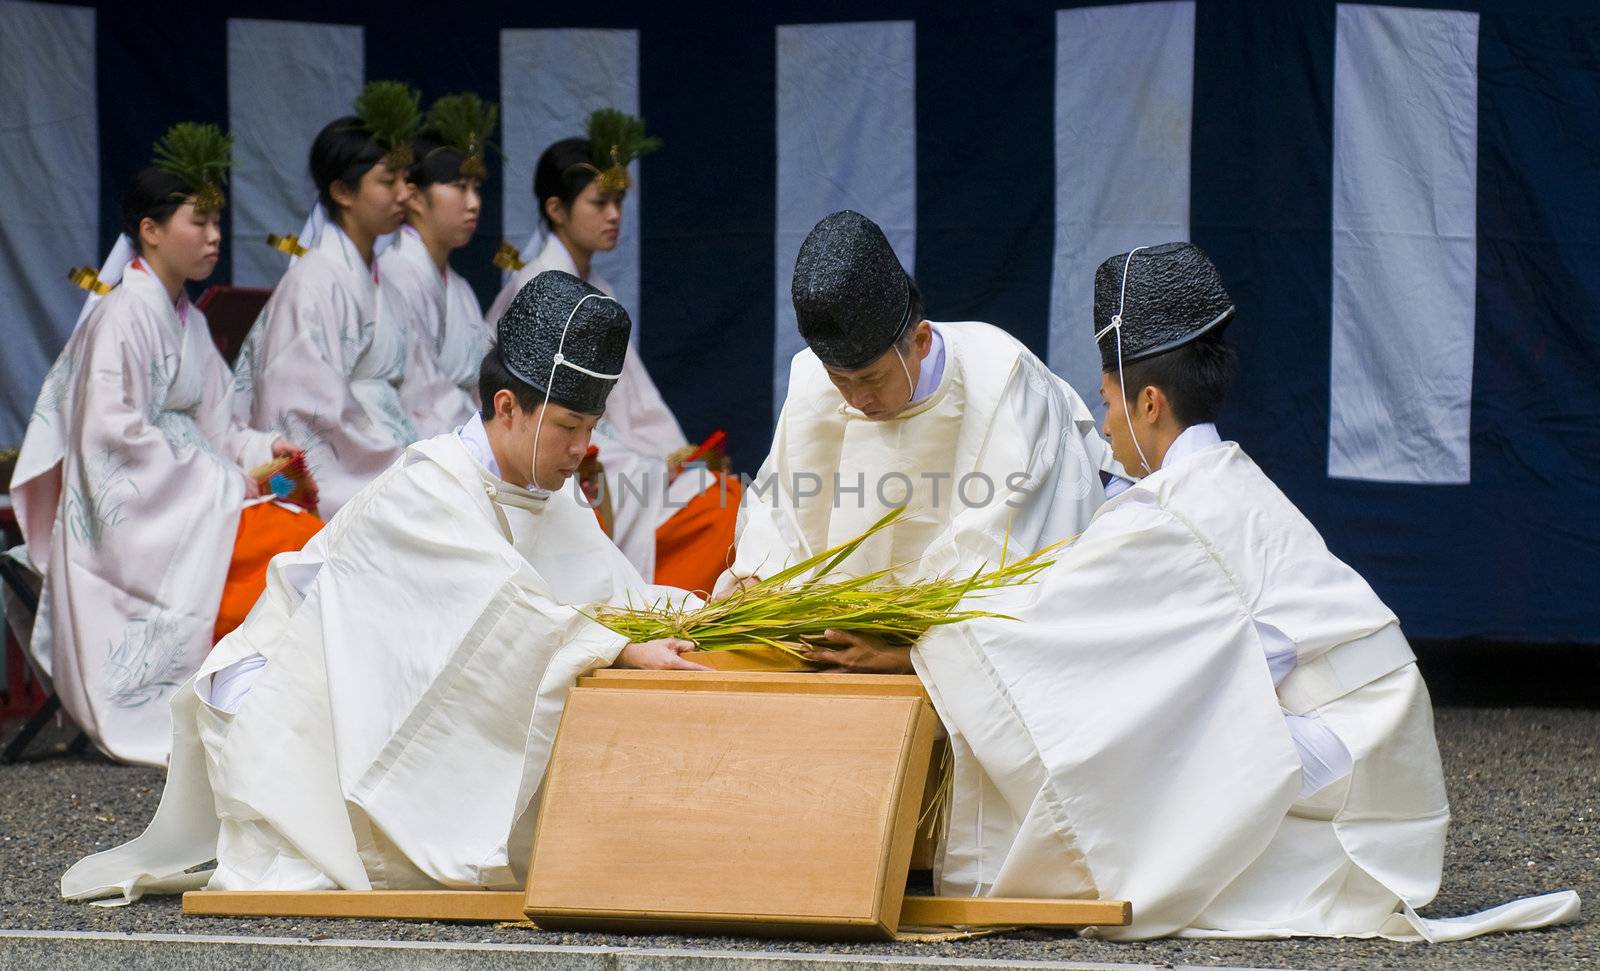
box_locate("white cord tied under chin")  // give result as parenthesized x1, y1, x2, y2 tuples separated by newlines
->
(529, 292, 623, 495)
(1104, 246, 1154, 477)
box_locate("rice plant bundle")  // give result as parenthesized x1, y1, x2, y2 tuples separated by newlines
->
(589, 507, 1059, 658)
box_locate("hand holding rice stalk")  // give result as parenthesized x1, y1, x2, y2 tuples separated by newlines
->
(588, 507, 1061, 659)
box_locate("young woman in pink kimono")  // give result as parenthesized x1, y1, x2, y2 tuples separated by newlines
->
(232, 82, 422, 518)
(10, 124, 300, 766)
(381, 93, 494, 438)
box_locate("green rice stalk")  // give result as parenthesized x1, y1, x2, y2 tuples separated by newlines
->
(588, 507, 1062, 657)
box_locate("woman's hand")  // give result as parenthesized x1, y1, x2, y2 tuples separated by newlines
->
(615, 638, 711, 671)
(271, 437, 301, 458)
(802, 629, 914, 674)
(243, 472, 262, 500)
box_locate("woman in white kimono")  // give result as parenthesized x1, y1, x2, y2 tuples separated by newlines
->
(486, 112, 703, 581)
(382, 93, 494, 438)
(233, 82, 422, 518)
(10, 124, 296, 766)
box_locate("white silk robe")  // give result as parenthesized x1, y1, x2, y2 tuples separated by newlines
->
(60, 432, 670, 901)
(232, 224, 415, 518)
(913, 441, 1580, 940)
(720, 320, 1115, 588)
(10, 263, 276, 766)
(380, 226, 491, 437)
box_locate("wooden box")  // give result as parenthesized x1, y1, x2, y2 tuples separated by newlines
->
(523, 671, 937, 939)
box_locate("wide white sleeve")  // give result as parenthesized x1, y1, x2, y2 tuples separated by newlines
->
(913, 496, 1301, 935)
(245, 274, 407, 512)
(920, 355, 1105, 577)
(190, 310, 276, 471)
(714, 406, 806, 595)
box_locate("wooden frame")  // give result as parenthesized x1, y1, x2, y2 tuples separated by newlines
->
(523, 680, 938, 939)
(183, 890, 1131, 930)
(182, 670, 1132, 937)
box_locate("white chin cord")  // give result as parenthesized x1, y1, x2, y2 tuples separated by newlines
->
(892, 342, 916, 409)
(527, 293, 624, 494)
(1093, 246, 1154, 476)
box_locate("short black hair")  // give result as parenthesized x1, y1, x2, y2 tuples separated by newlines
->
(120, 166, 192, 245)
(310, 115, 389, 213)
(406, 131, 469, 190)
(1113, 334, 1236, 426)
(478, 344, 545, 420)
(533, 137, 605, 229)
(894, 278, 926, 351)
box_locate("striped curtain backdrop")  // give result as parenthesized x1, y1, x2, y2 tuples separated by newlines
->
(2, 0, 1598, 643)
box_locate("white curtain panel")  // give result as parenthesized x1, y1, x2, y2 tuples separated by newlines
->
(773, 20, 917, 417)
(1048, 1, 1195, 416)
(1329, 4, 1479, 484)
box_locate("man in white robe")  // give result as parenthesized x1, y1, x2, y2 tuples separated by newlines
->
(912, 242, 1580, 940)
(61, 270, 705, 903)
(489, 231, 690, 579)
(719, 210, 1116, 672)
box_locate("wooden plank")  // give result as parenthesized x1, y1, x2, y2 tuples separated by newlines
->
(899, 896, 1132, 928)
(180, 889, 1132, 931)
(677, 648, 817, 673)
(182, 890, 526, 922)
(525, 684, 937, 939)
(578, 669, 929, 701)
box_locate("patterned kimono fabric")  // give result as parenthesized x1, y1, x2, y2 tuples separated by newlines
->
(10, 262, 314, 765)
(232, 224, 415, 519)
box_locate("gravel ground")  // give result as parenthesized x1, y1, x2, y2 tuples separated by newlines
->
(0, 706, 1593, 971)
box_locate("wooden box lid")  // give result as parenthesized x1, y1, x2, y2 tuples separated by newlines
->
(525, 677, 937, 939)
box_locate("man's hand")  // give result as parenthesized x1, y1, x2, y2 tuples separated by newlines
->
(615, 638, 711, 671)
(801, 629, 914, 674)
(271, 437, 301, 458)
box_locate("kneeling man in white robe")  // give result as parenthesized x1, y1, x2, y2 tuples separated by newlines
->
(61, 269, 706, 904)
(721, 210, 1116, 673)
(913, 243, 1579, 941)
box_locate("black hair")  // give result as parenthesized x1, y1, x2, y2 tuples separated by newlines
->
(120, 166, 193, 244)
(894, 278, 926, 351)
(310, 115, 389, 213)
(406, 131, 467, 190)
(478, 344, 546, 420)
(1114, 333, 1237, 427)
(532, 137, 602, 229)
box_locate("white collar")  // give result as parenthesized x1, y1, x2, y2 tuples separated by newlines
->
(455, 413, 500, 478)
(537, 233, 614, 296)
(909, 323, 945, 404)
(1160, 422, 1222, 470)
(317, 222, 379, 285)
(122, 259, 191, 328)
(397, 224, 449, 287)
(538, 233, 582, 278)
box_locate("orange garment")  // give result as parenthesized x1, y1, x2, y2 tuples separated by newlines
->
(654, 475, 742, 594)
(212, 501, 324, 643)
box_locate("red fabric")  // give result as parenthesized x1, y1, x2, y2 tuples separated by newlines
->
(213, 502, 324, 644)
